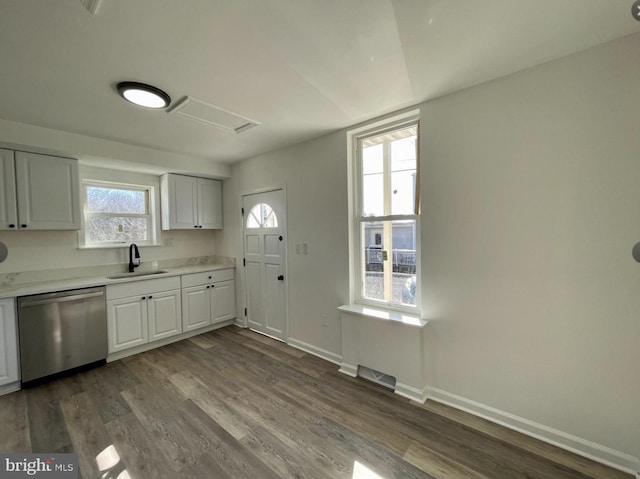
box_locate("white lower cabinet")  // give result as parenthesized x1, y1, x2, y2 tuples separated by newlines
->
(181, 269, 236, 332)
(211, 280, 236, 323)
(0, 298, 19, 387)
(107, 277, 181, 354)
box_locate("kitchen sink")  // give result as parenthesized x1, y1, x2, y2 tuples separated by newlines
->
(106, 270, 168, 279)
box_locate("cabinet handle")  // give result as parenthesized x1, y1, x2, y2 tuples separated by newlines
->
(194, 225, 198, 228)
(199, 225, 203, 228)
(211, 284, 215, 288)
(141, 296, 146, 300)
(208, 276, 212, 279)
(21, 224, 27, 228)
(148, 295, 153, 299)
(8, 224, 15, 228)
(206, 285, 210, 289)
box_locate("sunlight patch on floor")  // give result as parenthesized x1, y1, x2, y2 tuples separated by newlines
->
(353, 460, 386, 479)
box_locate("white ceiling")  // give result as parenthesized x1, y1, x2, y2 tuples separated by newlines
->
(0, 0, 638, 165)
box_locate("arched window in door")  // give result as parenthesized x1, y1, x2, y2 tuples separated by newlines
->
(246, 203, 278, 228)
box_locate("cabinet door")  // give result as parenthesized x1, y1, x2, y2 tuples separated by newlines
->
(211, 280, 236, 324)
(0, 150, 18, 231)
(197, 178, 222, 229)
(148, 289, 182, 342)
(14, 152, 80, 230)
(107, 296, 148, 353)
(164, 174, 198, 229)
(0, 299, 19, 386)
(181, 285, 211, 332)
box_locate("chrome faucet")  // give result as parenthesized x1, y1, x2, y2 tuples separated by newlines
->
(128, 243, 141, 272)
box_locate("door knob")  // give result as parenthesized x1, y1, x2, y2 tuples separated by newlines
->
(277, 275, 284, 281)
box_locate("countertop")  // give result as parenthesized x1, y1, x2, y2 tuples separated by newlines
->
(0, 264, 234, 299)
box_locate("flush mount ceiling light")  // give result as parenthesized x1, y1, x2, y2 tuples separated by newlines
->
(116, 82, 171, 109)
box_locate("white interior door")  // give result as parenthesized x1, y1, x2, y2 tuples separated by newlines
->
(243, 189, 287, 341)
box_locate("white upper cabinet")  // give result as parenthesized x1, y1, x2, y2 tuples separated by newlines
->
(161, 174, 222, 230)
(0, 149, 80, 231)
(0, 150, 18, 230)
(197, 177, 222, 229)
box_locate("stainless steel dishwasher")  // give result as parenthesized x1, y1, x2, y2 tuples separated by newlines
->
(18, 286, 107, 385)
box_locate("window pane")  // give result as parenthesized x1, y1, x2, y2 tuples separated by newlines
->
(86, 186, 147, 214)
(362, 144, 383, 174)
(391, 219, 417, 306)
(361, 220, 416, 306)
(246, 203, 279, 228)
(391, 170, 416, 215)
(87, 216, 148, 242)
(391, 135, 416, 215)
(391, 136, 416, 172)
(362, 173, 383, 217)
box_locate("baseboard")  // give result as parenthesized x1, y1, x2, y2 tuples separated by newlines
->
(287, 337, 342, 365)
(0, 381, 20, 396)
(338, 362, 358, 377)
(426, 386, 640, 476)
(395, 382, 428, 403)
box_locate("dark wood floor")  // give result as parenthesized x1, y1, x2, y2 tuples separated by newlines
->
(0, 326, 631, 479)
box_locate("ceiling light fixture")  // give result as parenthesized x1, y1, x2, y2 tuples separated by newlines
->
(116, 82, 171, 109)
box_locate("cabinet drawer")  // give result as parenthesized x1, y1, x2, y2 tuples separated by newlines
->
(181, 268, 234, 288)
(107, 276, 181, 300)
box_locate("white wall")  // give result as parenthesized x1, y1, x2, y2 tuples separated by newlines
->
(217, 33, 640, 465)
(420, 32, 640, 463)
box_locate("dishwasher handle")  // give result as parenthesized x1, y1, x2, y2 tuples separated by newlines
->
(20, 291, 104, 307)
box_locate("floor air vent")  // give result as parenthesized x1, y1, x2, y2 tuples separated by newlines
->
(357, 365, 396, 390)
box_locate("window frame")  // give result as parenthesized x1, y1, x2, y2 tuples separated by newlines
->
(349, 113, 421, 314)
(80, 179, 157, 248)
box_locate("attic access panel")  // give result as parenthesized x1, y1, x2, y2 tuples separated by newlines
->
(168, 96, 259, 134)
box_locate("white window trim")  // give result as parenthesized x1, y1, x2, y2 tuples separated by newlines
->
(347, 109, 422, 315)
(79, 179, 160, 249)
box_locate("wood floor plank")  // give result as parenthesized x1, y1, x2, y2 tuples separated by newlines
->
(105, 412, 179, 479)
(168, 370, 254, 440)
(186, 333, 220, 349)
(59, 392, 114, 479)
(239, 423, 350, 479)
(242, 339, 327, 378)
(404, 440, 493, 479)
(120, 383, 210, 472)
(26, 387, 72, 453)
(0, 390, 31, 451)
(236, 328, 306, 357)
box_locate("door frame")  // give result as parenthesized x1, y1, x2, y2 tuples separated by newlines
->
(238, 184, 289, 342)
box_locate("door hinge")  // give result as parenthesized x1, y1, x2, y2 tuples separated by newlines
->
(244, 307, 247, 316)
(243, 258, 246, 266)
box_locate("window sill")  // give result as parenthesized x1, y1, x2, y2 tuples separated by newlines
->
(338, 304, 427, 327)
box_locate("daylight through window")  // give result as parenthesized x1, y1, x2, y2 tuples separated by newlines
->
(356, 122, 419, 309)
(83, 181, 154, 246)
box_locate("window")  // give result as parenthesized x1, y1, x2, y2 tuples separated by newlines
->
(352, 119, 419, 311)
(246, 203, 279, 229)
(82, 181, 155, 246)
